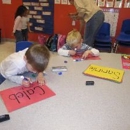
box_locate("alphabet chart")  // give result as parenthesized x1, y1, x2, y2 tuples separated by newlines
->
(0, 82, 56, 112)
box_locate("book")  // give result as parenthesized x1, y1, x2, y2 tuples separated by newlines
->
(83, 64, 125, 83)
(52, 66, 67, 72)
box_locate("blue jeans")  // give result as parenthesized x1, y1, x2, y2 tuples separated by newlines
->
(22, 28, 28, 41)
(83, 10, 104, 47)
(14, 30, 23, 43)
(0, 73, 5, 85)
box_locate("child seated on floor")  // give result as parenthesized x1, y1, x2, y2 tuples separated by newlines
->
(58, 29, 99, 59)
(0, 43, 50, 87)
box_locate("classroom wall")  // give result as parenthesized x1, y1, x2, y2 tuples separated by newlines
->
(0, 0, 130, 43)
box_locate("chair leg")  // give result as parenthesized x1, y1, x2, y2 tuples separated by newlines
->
(113, 42, 118, 53)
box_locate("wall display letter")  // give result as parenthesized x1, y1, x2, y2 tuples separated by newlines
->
(97, 0, 105, 7)
(114, 0, 123, 8)
(124, 0, 130, 8)
(68, 0, 71, 5)
(61, 0, 67, 4)
(55, 0, 60, 4)
(2, 0, 11, 4)
(106, 0, 114, 7)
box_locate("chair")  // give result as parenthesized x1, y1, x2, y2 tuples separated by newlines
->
(94, 22, 112, 52)
(16, 41, 33, 52)
(115, 19, 130, 54)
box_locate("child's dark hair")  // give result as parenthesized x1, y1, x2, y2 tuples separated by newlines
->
(25, 44, 50, 72)
(15, 5, 27, 19)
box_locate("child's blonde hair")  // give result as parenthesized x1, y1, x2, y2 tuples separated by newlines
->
(66, 29, 82, 46)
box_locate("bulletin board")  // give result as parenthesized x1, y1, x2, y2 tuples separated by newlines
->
(23, 0, 54, 34)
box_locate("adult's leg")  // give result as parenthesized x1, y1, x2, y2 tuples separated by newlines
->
(14, 30, 23, 43)
(83, 10, 104, 47)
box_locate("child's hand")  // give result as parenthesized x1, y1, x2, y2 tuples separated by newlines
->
(29, 29, 33, 33)
(11, 32, 14, 36)
(36, 72, 45, 86)
(69, 50, 76, 56)
(22, 77, 32, 87)
(82, 50, 92, 59)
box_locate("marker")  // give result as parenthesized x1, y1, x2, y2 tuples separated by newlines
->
(21, 76, 32, 84)
(0, 114, 10, 123)
(58, 72, 62, 75)
(74, 48, 77, 51)
(73, 59, 84, 62)
(64, 60, 68, 63)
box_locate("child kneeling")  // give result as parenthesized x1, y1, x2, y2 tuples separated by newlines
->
(0, 43, 50, 87)
(58, 29, 99, 58)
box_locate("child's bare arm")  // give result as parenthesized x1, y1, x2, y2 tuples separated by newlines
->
(82, 50, 92, 59)
(36, 72, 45, 86)
(68, 50, 76, 56)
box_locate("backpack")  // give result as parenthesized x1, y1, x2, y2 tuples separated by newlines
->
(57, 34, 66, 50)
(38, 35, 47, 45)
(45, 34, 58, 52)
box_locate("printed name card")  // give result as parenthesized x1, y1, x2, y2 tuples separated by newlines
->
(0, 82, 56, 112)
(121, 54, 130, 69)
(83, 64, 125, 83)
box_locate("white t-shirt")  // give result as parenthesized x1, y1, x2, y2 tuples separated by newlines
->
(0, 48, 29, 84)
(21, 16, 29, 30)
(13, 16, 22, 33)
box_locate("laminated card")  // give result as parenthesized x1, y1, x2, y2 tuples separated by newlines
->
(83, 64, 124, 83)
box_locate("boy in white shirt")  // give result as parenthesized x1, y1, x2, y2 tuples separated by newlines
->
(58, 29, 99, 59)
(0, 44, 50, 87)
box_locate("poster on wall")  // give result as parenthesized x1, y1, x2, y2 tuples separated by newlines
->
(23, 0, 54, 34)
(2, 0, 11, 4)
(103, 8, 119, 37)
(124, 0, 130, 8)
(106, 0, 114, 7)
(55, 0, 60, 4)
(68, 0, 71, 5)
(61, 0, 67, 4)
(97, 0, 105, 7)
(114, 0, 123, 8)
